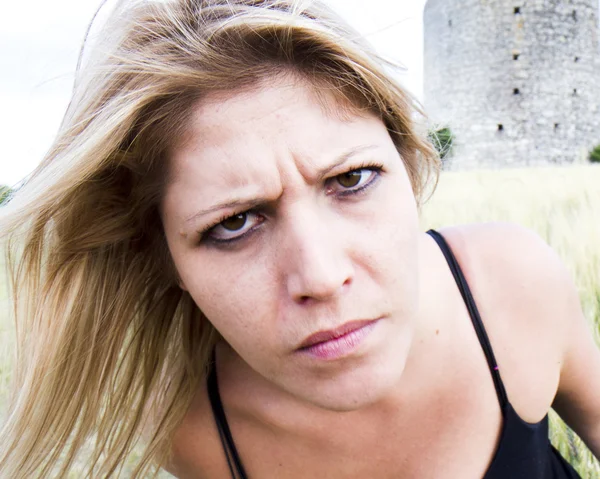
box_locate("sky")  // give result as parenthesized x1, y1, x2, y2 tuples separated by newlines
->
(0, 0, 427, 187)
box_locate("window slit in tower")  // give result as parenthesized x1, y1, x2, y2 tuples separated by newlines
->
(574, 56, 580, 62)
(498, 124, 504, 132)
(572, 10, 577, 21)
(514, 7, 521, 14)
(554, 123, 560, 131)
(513, 53, 520, 60)
(573, 88, 578, 96)
(513, 88, 521, 95)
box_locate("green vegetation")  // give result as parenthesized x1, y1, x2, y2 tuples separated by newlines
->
(589, 144, 600, 164)
(0, 186, 12, 206)
(428, 126, 455, 165)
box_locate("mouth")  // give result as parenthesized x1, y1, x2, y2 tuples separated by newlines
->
(297, 318, 380, 361)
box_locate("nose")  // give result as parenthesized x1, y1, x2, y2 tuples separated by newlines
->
(280, 206, 354, 304)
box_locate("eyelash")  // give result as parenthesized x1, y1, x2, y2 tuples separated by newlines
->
(199, 162, 384, 247)
(331, 162, 384, 197)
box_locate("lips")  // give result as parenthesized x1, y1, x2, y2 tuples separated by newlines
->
(297, 319, 378, 350)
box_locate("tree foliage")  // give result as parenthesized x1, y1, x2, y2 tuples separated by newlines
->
(589, 144, 600, 163)
(0, 186, 12, 206)
(428, 126, 455, 165)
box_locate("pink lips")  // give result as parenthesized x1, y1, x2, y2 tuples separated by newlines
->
(297, 319, 378, 360)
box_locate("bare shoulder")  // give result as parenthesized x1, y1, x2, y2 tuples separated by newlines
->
(437, 223, 600, 456)
(434, 222, 574, 421)
(436, 221, 567, 287)
(164, 382, 230, 479)
(436, 221, 574, 333)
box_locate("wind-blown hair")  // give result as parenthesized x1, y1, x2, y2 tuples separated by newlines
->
(0, 0, 440, 476)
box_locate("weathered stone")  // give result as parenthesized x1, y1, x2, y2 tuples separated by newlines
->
(423, 0, 600, 169)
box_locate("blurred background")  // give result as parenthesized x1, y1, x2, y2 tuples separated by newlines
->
(0, 0, 426, 187)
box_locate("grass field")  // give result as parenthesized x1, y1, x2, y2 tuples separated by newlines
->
(0, 164, 599, 477)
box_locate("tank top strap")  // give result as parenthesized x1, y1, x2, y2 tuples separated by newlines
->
(426, 229, 509, 410)
(207, 352, 249, 479)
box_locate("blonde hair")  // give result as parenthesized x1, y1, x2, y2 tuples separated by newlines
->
(0, 0, 440, 477)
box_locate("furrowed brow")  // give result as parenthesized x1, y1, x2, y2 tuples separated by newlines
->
(184, 144, 379, 226)
(310, 144, 379, 181)
(184, 197, 267, 226)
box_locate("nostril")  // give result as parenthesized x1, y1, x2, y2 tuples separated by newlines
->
(299, 295, 311, 304)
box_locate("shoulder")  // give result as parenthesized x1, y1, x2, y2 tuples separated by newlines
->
(164, 381, 231, 479)
(436, 221, 574, 323)
(433, 222, 575, 419)
(436, 221, 565, 281)
(435, 222, 600, 454)
(436, 221, 581, 350)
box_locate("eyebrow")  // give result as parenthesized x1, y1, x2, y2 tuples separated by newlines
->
(184, 144, 379, 226)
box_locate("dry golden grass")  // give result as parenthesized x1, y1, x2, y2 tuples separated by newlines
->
(0, 164, 598, 476)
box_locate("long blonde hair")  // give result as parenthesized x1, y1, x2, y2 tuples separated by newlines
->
(0, 0, 440, 476)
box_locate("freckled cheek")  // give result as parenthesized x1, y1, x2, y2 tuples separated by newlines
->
(361, 191, 417, 247)
(181, 260, 278, 338)
(357, 193, 419, 291)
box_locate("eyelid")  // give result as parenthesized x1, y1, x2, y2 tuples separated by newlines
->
(199, 208, 259, 240)
(333, 161, 384, 180)
(199, 162, 384, 246)
(326, 162, 384, 194)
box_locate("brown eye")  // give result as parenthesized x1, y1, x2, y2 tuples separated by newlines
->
(221, 213, 247, 231)
(336, 170, 362, 188)
(204, 211, 265, 243)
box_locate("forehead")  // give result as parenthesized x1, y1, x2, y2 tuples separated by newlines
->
(162, 76, 393, 220)
(178, 77, 369, 146)
(170, 77, 382, 167)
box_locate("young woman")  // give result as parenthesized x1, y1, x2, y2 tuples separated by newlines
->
(1, 1, 599, 478)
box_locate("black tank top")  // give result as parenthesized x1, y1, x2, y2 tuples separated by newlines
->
(206, 229, 582, 479)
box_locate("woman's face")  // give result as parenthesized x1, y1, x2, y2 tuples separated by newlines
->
(162, 76, 421, 411)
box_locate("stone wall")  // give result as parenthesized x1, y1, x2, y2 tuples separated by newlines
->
(423, 0, 600, 169)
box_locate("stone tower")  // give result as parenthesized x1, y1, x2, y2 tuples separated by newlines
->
(423, 0, 600, 169)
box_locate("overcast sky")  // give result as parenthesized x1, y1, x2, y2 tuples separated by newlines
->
(0, 0, 427, 187)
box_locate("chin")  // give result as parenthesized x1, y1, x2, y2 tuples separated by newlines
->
(311, 389, 391, 412)
(289, 351, 410, 412)
(277, 320, 415, 412)
(312, 372, 406, 412)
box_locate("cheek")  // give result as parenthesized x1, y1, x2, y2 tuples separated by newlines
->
(176, 254, 278, 342)
(362, 173, 418, 244)
(360, 182, 420, 304)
